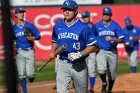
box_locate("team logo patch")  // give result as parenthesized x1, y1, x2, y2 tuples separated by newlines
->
(133, 29, 136, 33)
(105, 8, 108, 12)
(65, 1, 70, 6)
(19, 8, 23, 10)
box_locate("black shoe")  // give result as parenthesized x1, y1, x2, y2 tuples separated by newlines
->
(107, 90, 112, 93)
(88, 90, 94, 93)
(101, 83, 107, 93)
(53, 85, 57, 90)
(29, 78, 34, 83)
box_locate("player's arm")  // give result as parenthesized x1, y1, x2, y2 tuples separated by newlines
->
(49, 27, 58, 59)
(49, 43, 57, 59)
(135, 36, 140, 40)
(26, 24, 41, 41)
(106, 24, 124, 43)
(133, 27, 140, 40)
(68, 44, 97, 61)
(68, 26, 98, 61)
(106, 36, 123, 43)
(81, 44, 97, 56)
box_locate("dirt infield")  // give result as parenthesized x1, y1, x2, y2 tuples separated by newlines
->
(0, 73, 140, 93)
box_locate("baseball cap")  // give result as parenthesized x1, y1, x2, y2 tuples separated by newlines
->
(103, 7, 112, 15)
(124, 17, 132, 27)
(15, 7, 26, 13)
(81, 11, 90, 18)
(61, 0, 78, 10)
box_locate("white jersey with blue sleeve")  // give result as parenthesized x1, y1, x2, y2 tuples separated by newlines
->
(94, 20, 124, 50)
(123, 25, 140, 52)
(52, 19, 97, 59)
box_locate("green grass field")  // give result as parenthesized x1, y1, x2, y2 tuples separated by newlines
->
(0, 59, 140, 85)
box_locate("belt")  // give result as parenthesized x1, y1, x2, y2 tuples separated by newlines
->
(59, 56, 73, 64)
(17, 47, 33, 51)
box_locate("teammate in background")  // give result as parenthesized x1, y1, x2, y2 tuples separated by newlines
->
(123, 17, 140, 73)
(49, 0, 97, 93)
(94, 7, 124, 93)
(81, 10, 96, 93)
(13, 7, 41, 93)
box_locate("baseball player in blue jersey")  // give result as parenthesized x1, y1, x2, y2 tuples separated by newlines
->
(13, 7, 41, 93)
(49, 0, 97, 93)
(81, 10, 96, 93)
(94, 7, 124, 93)
(123, 17, 140, 73)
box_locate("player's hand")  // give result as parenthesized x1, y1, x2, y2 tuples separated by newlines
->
(105, 36, 112, 41)
(26, 36, 35, 41)
(49, 52, 56, 60)
(129, 36, 135, 41)
(124, 42, 130, 47)
(68, 52, 83, 61)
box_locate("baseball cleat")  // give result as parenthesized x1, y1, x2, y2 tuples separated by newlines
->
(88, 89, 94, 93)
(101, 83, 107, 93)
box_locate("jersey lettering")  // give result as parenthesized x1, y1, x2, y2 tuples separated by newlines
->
(16, 31, 24, 37)
(58, 32, 79, 40)
(99, 30, 115, 36)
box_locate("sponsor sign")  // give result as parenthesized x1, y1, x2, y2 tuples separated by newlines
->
(1, 5, 140, 60)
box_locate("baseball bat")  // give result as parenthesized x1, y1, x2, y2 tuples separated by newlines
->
(37, 44, 66, 71)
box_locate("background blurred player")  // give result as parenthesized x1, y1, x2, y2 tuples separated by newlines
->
(123, 17, 140, 73)
(94, 7, 124, 93)
(49, 0, 97, 93)
(13, 7, 41, 93)
(81, 10, 96, 93)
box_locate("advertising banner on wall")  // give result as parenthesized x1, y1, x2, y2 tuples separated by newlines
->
(10, 0, 102, 6)
(0, 5, 140, 60)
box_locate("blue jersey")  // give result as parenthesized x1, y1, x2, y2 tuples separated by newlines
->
(89, 22, 96, 36)
(95, 20, 124, 50)
(52, 19, 97, 59)
(123, 25, 140, 51)
(13, 21, 41, 48)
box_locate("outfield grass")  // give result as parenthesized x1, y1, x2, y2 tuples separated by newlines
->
(0, 59, 140, 85)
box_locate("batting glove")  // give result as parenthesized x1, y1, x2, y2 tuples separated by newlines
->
(129, 36, 135, 41)
(68, 52, 84, 61)
(124, 42, 130, 47)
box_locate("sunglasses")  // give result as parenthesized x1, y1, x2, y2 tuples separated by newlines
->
(16, 11, 25, 13)
(103, 13, 112, 16)
(63, 9, 75, 12)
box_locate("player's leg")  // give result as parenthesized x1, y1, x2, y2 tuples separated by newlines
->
(96, 49, 107, 93)
(126, 51, 133, 72)
(53, 55, 59, 90)
(86, 52, 96, 93)
(25, 50, 35, 83)
(16, 50, 27, 93)
(72, 65, 88, 93)
(107, 51, 117, 92)
(56, 59, 71, 93)
(130, 51, 138, 73)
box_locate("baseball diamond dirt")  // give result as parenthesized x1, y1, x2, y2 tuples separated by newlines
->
(0, 73, 140, 93)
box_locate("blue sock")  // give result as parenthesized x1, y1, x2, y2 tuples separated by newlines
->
(20, 79, 27, 93)
(89, 77, 95, 90)
(131, 66, 137, 73)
